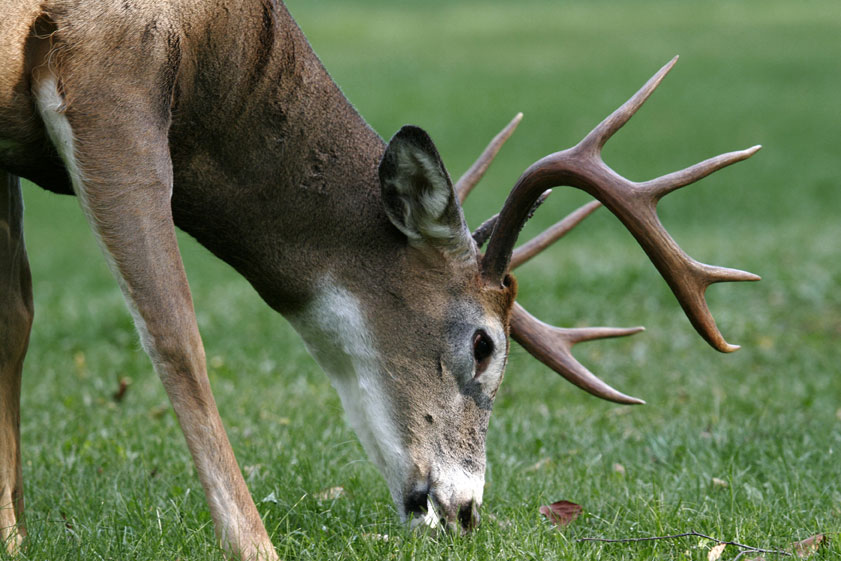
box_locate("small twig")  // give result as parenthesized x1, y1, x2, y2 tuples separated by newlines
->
(732, 549, 750, 561)
(578, 530, 791, 558)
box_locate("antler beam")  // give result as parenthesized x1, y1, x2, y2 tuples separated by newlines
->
(481, 56, 761, 353)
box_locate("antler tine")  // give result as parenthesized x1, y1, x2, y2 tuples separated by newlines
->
(482, 57, 761, 353)
(510, 200, 602, 268)
(455, 112, 523, 203)
(641, 145, 762, 199)
(510, 303, 645, 405)
(579, 55, 679, 155)
(499, 196, 642, 405)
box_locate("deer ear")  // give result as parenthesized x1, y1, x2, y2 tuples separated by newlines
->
(379, 126, 472, 254)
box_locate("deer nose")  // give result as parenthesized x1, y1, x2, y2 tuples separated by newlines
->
(456, 498, 481, 533)
(404, 489, 481, 533)
(404, 488, 430, 520)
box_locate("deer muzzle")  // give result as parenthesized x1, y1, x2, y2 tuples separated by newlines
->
(404, 480, 482, 534)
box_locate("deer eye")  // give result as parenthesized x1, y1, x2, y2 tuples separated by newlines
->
(472, 330, 494, 377)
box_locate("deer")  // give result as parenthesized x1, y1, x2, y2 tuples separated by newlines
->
(0, 0, 760, 559)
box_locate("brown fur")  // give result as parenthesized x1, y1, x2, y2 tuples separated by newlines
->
(0, 171, 32, 553)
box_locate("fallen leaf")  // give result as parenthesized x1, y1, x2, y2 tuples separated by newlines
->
(791, 534, 828, 558)
(711, 477, 728, 488)
(539, 500, 582, 527)
(708, 543, 726, 561)
(315, 486, 345, 501)
(112, 377, 131, 402)
(613, 463, 626, 475)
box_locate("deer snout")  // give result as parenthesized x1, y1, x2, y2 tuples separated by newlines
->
(455, 497, 481, 533)
(404, 487, 481, 534)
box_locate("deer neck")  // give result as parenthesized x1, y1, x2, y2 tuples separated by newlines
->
(168, 3, 398, 315)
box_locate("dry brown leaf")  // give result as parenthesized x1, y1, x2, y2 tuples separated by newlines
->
(613, 463, 626, 475)
(711, 477, 728, 488)
(708, 543, 726, 561)
(791, 534, 828, 558)
(112, 377, 131, 402)
(315, 486, 345, 501)
(539, 500, 582, 527)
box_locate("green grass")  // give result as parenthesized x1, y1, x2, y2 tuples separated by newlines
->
(6, 0, 841, 559)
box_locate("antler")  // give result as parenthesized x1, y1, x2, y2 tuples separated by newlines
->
(460, 120, 648, 404)
(481, 55, 761, 353)
(505, 201, 647, 405)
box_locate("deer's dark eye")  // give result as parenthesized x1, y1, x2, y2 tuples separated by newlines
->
(472, 330, 494, 377)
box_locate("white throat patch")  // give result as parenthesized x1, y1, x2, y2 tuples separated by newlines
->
(288, 280, 408, 502)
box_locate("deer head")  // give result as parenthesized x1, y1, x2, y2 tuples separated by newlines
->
(289, 125, 515, 531)
(288, 57, 759, 533)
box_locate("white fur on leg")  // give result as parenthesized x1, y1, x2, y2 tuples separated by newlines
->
(0, 486, 23, 556)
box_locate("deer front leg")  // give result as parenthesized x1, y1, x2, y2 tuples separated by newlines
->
(0, 171, 32, 555)
(32, 75, 277, 561)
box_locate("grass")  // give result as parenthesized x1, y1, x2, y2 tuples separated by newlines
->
(6, 0, 841, 559)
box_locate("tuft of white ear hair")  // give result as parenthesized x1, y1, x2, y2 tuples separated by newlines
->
(379, 126, 472, 255)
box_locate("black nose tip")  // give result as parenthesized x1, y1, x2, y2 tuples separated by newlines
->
(404, 489, 429, 518)
(458, 499, 480, 532)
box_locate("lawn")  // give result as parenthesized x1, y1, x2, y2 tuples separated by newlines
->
(6, 0, 840, 559)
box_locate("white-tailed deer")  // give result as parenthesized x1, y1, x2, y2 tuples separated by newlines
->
(0, 1, 759, 558)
